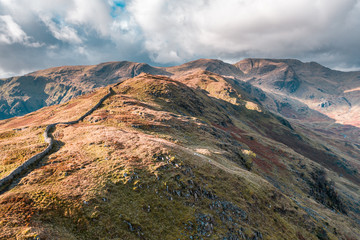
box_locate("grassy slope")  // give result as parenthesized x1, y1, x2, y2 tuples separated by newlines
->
(0, 73, 358, 239)
(0, 61, 171, 120)
(0, 89, 108, 180)
(0, 127, 46, 179)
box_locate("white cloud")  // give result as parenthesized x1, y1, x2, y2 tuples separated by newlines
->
(65, 0, 112, 36)
(0, 66, 15, 78)
(0, 15, 42, 47)
(1, 0, 360, 77)
(0, 0, 113, 37)
(40, 15, 82, 44)
(0, 65, 33, 78)
(128, 0, 360, 64)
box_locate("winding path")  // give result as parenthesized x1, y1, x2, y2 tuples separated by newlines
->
(0, 87, 114, 193)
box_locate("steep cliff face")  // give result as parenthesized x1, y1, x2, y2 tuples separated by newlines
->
(235, 58, 302, 94)
(234, 58, 360, 128)
(0, 72, 359, 239)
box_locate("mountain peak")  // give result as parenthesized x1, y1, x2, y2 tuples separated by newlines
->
(235, 58, 334, 74)
(165, 58, 244, 78)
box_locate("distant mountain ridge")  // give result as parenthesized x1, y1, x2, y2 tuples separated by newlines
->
(1, 69, 359, 239)
(0, 61, 169, 119)
(1, 58, 359, 130)
(235, 58, 360, 127)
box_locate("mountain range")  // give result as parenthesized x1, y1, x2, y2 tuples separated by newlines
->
(0, 58, 359, 239)
(1, 58, 360, 128)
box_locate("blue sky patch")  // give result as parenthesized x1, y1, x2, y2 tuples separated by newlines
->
(111, 0, 126, 18)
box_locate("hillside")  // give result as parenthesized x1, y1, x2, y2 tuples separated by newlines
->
(2, 58, 359, 133)
(0, 61, 170, 120)
(0, 71, 359, 239)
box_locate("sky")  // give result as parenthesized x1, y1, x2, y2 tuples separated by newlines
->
(0, 0, 360, 78)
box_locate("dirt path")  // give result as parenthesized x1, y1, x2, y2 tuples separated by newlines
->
(0, 87, 114, 194)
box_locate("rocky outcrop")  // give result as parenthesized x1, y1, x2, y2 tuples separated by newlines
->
(0, 87, 113, 192)
(273, 66, 301, 93)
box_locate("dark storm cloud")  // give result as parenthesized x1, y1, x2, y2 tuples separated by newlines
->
(0, 0, 360, 77)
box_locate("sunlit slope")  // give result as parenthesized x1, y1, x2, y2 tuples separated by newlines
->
(0, 73, 359, 239)
(0, 61, 170, 120)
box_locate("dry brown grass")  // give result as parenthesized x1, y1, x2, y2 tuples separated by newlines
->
(0, 127, 47, 179)
(0, 73, 358, 239)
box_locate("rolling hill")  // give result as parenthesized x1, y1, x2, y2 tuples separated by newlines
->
(0, 59, 359, 239)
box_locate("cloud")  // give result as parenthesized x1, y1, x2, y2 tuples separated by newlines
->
(65, 0, 113, 36)
(128, 0, 360, 66)
(0, 0, 360, 77)
(40, 15, 82, 44)
(0, 15, 42, 47)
